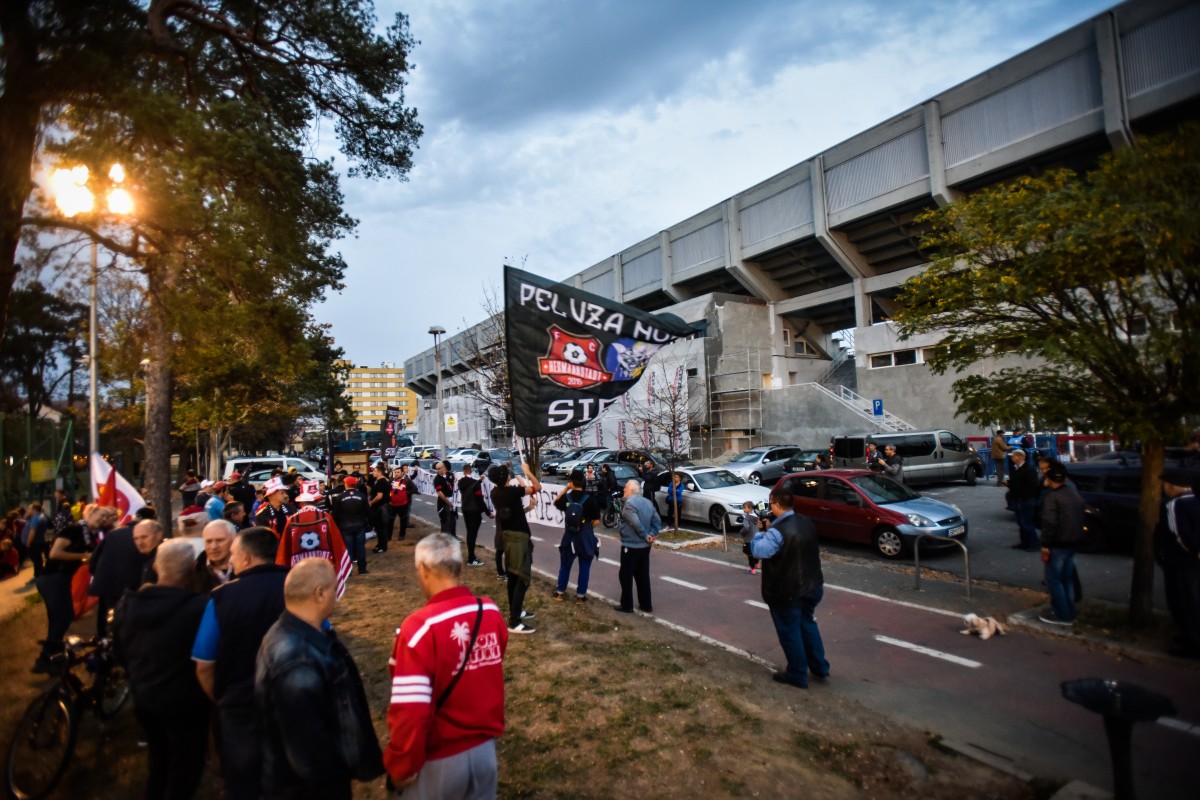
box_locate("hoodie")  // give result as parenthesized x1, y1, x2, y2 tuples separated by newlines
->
(112, 584, 209, 712)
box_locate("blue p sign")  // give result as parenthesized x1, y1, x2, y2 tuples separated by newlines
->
(872, 399, 884, 417)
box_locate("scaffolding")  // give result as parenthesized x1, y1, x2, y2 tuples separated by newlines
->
(702, 344, 769, 460)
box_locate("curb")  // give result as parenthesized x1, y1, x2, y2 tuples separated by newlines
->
(1005, 607, 1200, 669)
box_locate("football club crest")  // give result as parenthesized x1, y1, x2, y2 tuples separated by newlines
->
(539, 326, 612, 389)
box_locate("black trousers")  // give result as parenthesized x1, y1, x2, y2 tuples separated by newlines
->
(506, 572, 528, 628)
(439, 506, 458, 537)
(136, 703, 210, 800)
(618, 545, 653, 612)
(463, 511, 484, 560)
(35, 572, 74, 662)
(385, 504, 411, 542)
(217, 705, 263, 800)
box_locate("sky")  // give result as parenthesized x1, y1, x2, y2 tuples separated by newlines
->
(316, 0, 1117, 367)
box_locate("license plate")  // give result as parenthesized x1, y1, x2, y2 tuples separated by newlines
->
(949, 526, 965, 537)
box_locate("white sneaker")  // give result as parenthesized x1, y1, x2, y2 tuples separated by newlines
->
(520, 609, 536, 620)
(508, 622, 536, 634)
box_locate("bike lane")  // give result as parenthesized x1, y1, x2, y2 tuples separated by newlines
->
(526, 522, 1199, 798)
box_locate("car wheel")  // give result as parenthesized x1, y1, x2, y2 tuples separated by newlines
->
(873, 527, 905, 560)
(709, 505, 727, 532)
(965, 465, 979, 486)
(747, 472, 762, 485)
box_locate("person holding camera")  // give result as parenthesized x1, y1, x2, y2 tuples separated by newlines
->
(749, 487, 830, 689)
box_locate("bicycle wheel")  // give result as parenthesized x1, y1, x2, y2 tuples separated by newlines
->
(6, 688, 77, 800)
(95, 663, 131, 721)
(602, 506, 618, 528)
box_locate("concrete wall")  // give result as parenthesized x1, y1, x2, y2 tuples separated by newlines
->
(760, 383, 889, 449)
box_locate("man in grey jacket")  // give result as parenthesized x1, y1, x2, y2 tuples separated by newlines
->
(1038, 463, 1085, 626)
(617, 480, 660, 614)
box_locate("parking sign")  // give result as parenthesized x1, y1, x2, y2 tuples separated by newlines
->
(873, 399, 883, 417)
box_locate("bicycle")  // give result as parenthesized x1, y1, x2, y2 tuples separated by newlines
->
(601, 491, 624, 529)
(6, 636, 131, 800)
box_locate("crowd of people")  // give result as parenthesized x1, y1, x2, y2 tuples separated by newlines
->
(9, 441, 1198, 799)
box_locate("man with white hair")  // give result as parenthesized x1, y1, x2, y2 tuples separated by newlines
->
(256, 559, 383, 798)
(385, 534, 508, 798)
(132, 519, 166, 585)
(193, 519, 236, 594)
(616, 479, 660, 614)
(113, 539, 210, 800)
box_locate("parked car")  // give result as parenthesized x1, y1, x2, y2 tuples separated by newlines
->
(653, 466, 771, 532)
(471, 448, 514, 472)
(1064, 463, 1182, 552)
(721, 446, 801, 485)
(775, 469, 968, 559)
(830, 430, 985, 485)
(782, 449, 829, 473)
(223, 456, 322, 482)
(556, 449, 617, 475)
(541, 447, 602, 475)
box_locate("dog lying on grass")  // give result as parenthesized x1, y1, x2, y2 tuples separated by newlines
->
(960, 613, 1006, 640)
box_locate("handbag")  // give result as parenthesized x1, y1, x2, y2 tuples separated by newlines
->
(435, 599, 483, 710)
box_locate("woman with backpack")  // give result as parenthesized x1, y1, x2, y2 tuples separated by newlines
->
(551, 469, 600, 603)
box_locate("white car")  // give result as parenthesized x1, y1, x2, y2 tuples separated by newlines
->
(555, 449, 615, 475)
(654, 467, 771, 532)
(223, 456, 323, 482)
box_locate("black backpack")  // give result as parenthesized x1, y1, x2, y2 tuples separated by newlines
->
(564, 492, 589, 534)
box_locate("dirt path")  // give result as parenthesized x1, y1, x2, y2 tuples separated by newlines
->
(1, 522, 1034, 798)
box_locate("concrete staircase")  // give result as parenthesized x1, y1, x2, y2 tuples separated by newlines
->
(800, 383, 918, 433)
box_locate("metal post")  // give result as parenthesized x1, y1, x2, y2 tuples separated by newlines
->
(88, 240, 99, 492)
(429, 326, 447, 458)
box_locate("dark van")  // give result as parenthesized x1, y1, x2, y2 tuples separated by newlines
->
(830, 430, 985, 485)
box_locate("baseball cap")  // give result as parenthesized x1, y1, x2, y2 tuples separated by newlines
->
(211, 481, 227, 492)
(263, 477, 286, 496)
(229, 471, 242, 480)
(200, 479, 214, 488)
(344, 476, 358, 487)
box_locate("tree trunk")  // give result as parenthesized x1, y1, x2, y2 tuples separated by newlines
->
(143, 266, 174, 530)
(0, 0, 41, 350)
(207, 427, 226, 480)
(1128, 439, 1165, 626)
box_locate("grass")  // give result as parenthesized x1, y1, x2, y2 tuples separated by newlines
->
(0, 520, 1041, 799)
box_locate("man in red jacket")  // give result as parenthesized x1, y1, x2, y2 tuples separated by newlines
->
(386, 533, 507, 798)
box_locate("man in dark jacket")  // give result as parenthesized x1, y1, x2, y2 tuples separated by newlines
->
(640, 460, 661, 513)
(1006, 450, 1041, 551)
(191, 527, 288, 800)
(256, 559, 383, 799)
(89, 507, 157, 636)
(458, 464, 490, 566)
(749, 487, 830, 689)
(331, 478, 370, 575)
(192, 519, 236, 594)
(113, 539, 210, 800)
(1155, 468, 1200, 658)
(1037, 463, 1085, 626)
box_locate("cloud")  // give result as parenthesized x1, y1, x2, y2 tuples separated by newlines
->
(318, 0, 1115, 367)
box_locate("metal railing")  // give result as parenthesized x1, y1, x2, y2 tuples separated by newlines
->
(913, 534, 971, 599)
(797, 383, 918, 432)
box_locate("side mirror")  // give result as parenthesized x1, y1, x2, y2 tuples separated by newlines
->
(686, 483, 697, 491)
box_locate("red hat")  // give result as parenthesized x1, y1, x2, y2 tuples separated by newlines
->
(344, 476, 358, 487)
(211, 481, 227, 492)
(229, 471, 242, 480)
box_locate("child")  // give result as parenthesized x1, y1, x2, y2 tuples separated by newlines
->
(740, 501, 760, 574)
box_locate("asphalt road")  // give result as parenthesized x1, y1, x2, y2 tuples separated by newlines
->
(408, 493, 1197, 797)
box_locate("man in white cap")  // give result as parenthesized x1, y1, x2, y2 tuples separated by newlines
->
(254, 477, 294, 541)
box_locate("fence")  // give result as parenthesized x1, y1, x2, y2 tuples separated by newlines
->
(0, 412, 82, 512)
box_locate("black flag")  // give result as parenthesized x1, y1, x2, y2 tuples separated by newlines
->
(504, 266, 694, 438)
(381, 406, 399, 458)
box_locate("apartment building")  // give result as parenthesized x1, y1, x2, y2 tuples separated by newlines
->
(344, 363, 419, 431)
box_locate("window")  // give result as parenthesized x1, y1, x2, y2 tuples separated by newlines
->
(870, 353, 893, 369)
(785, 477, 820, 499)
(782, 329, 791, 347)
(893, 349, 917, 366)
(869, 348, 923, 369)
(794, 340, 817, 356)
(823, 479, 860, 506)
(939, 431, 964, 452)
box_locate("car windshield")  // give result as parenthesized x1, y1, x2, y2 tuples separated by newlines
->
(730, 451, 764, 463)
(848, 474, 921, 504)
(693, 470, 747, 489)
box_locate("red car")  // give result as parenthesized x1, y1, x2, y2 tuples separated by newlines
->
(774, 469, 968, 559)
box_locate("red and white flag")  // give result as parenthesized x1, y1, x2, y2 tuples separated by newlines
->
(90, 452, 146, 526)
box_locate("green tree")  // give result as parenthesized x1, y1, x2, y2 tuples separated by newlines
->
(894, 123, 1200, 624)
(0, 281, 86, 418)
(8, 0, 421, 518)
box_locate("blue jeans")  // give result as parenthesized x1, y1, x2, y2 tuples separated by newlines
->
(1013, 499, 1039, 548)
(556, 542, 593, 596)
(1044, 547, 1077, 621)
(342, 531, 367, 574)
(768, 588, 829, 685)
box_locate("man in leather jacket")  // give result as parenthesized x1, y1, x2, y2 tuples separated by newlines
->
(256, 559, 383, 799)
(749, 486, 830, 689)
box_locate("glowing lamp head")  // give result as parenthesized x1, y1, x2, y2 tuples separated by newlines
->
(50, 166, 94, 218)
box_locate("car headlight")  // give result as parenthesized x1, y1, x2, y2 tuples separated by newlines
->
(726, 502, 742, 509)
(905, 513, 935, 527)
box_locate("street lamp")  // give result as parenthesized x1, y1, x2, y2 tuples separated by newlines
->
(49, 163, 134, 491)
(428, 325, 446, 458)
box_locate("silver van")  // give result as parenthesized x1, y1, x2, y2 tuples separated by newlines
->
(830, 430, 984, 485)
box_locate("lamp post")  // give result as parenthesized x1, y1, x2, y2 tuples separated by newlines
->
(49, 164, 134, 494)
(428, 326, 446, 458)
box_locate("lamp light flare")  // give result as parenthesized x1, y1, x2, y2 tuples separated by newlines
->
(108, 163, 126, 183)
(49, 166, 95, 217)
(107, 187, 134, 215)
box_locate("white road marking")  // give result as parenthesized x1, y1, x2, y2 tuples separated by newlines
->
(660, 576, 707, 591)
(653, 617, 777, 670)
(599, 557, 621, 567)
(830, 585, 964, 619)
(1157, 717, 1200, 738)
(745, 600, 769, 610)
(530, 535, 543, 542)
(875, 635, 982, 668)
